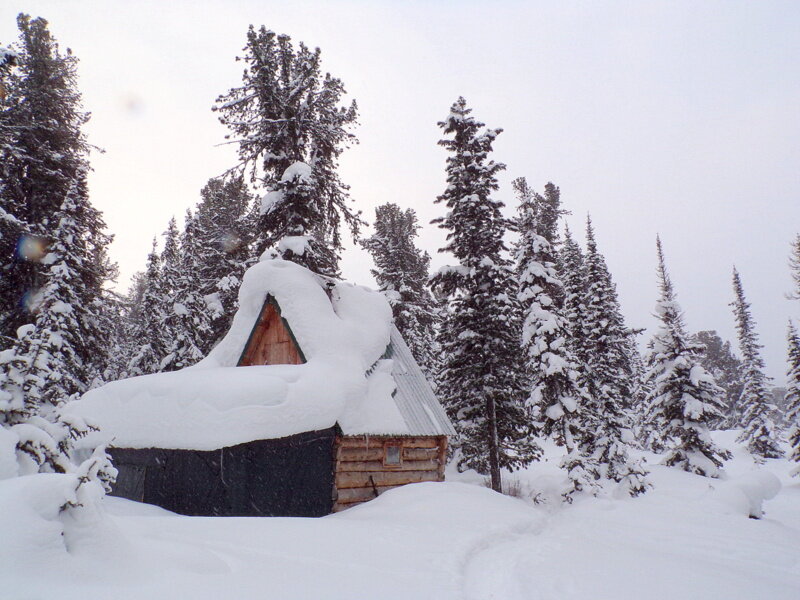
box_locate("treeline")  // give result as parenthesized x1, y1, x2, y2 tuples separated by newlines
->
(1, 16, 799, 499)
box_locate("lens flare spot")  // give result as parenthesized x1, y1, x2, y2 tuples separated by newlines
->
(220, 232, 243, 254)
(16, 235, 48, 262)
(21, 288, 45, 314)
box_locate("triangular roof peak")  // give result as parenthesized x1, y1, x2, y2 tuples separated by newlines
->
(238, 295, 305, 366)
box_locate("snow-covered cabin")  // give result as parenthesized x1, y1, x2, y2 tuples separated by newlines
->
(66, 259, 454, 516)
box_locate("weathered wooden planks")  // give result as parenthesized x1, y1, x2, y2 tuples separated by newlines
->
(334, 484, 404, 505)
(336, 459, 440, 473)
(403, 447, 440, 461)
(336, 469, 440, 489)
(239, 302, 303, 366)
(337, 436, 440, 449)
(332, 435, 448, 512)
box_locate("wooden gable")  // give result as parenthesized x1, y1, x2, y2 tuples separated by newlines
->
(238, 296, 305, 367)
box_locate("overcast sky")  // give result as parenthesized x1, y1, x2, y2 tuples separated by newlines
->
(2, 1, 799, 381)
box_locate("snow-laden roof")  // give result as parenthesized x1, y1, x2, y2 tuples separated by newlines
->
(66, 259, 452, 450)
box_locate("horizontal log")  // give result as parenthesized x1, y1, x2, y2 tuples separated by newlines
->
(336, 459, 440, 473)
(336, 469, 441, 489)
(336, 446, 442, 463)
(335, 484, 404, 504)
(403, 447, 440, 461)
(337, 436, 441, 449)
(336, 447, 384, 461)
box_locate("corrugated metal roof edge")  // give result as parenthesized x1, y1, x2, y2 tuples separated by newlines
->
(387, 325, 456, 437)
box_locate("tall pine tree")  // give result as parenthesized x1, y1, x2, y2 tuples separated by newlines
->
(557, 224, 589, 363)
(194, 176, 255, 352)
(789, 234, 800, 302)
(1, 15, 95, 344)
(0, 178, 109, 476)
(430, 98, 537, 491)
(362, 203, 438, 377)
(513, 178, 599, 499)
(0, 18, 115, 489)
(161, 210, 212, 371)
(730, 267, 782, 459)
(125, 239, 168, 377)
(785, 321, 800, 475)
(643, 237, 729, 476)
(693, 330, 744, 429)
(214, 27, 361, 276)
(580, 217, 647, 493)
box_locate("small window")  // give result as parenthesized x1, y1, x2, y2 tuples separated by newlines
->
(384, 444, 402, 467)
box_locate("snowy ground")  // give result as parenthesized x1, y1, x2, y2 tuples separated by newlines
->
(3, 431, 799, 600)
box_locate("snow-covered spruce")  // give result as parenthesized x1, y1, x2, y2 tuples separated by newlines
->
(1, 16, 113, 348)
(557, 224, 589, 366)
(362, 203, 439, 379)
(642, 237, 730, 476)
(161, 210, 213, 372)
(790, 233, 800, 301)
(786, 321, 800, 475)
(0, 181, 113, 485)
(193, 176, 255, 353)
(580, 217, 648, 494)
(430, 98, 538, 491)
(214, 27, 361, 277)
(731, 267, 783, 460)
(692, 330, 744, 429)
(125, 239, 168, 377)
(512, 178, 600, 500)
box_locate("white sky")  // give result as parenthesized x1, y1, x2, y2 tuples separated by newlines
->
(2, 1, 799, 381)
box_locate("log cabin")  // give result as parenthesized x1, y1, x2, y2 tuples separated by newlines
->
(66, 258, 454, 517)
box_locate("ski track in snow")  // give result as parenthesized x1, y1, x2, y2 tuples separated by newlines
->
(459, 519, 549, 600)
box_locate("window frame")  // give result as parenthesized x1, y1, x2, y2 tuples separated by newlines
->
(383, 443, 402, 468)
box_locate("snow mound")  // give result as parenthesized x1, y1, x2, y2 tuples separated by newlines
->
(712, 470, 782, 518)
(0, 472, 123, 570)
(66, 259, 405, 450)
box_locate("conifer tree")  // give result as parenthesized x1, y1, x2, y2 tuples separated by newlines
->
(430, 98, 537, 491)
(579, 217, 647, 493)
(0, 45, 20, 329)
(785, 321, 800, 474)
(126, 239, 168, 376)
(693, 330, 744, 429)
(557, 224, 589, 364)
(789, 234, 800, 301)
(214, 27, 361, 276)
(643, 237, 730, 476)
(0, 15, 94, 344)
(194, 176, 254, 352)
(731, 267, 782, 459)
(627, 336, 652, 442)
(512, 178, 599, 498)
(161, 211, 212, 372)
(0, 179, 110, 476)
(160, 217, 181, 306)
(362, 203, 438, 377)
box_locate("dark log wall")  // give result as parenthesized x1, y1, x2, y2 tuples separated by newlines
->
(109, 428, 337, 517)
(239, 301, 304, 367)
(332, 435, 447, 512)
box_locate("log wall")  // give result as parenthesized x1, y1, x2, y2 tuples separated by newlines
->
(239, 301, 304, 366)
(332, 435, 447, 512)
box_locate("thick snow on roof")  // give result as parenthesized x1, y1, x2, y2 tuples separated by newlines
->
(66, 259, 419, 450)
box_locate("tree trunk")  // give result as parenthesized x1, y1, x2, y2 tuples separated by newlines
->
(486, 393, 502, 492)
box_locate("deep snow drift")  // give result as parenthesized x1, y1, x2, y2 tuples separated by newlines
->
(2, 431, 799, 600)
